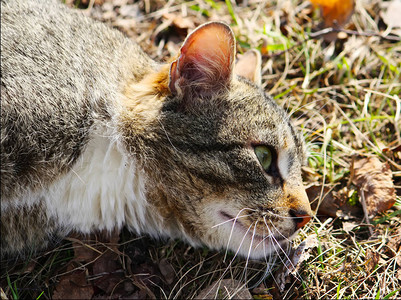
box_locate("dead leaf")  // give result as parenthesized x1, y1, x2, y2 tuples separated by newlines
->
(310, 0, 355, 28)
(365, 249, 380, 274)
(251, 283, 273, 299)
(386, 226, 401, 259)
(307, 184, 336, 217)
(351, 156, 396, 218)
(53, 264, 94, 299)
(306, 184, 361, 218)
(61, 230, 128, 298)
(70, 239, 100, 262)
(196, 279, 251, 299)
(158, 258, 175, 285)
(260, 38, 269, 56)
(310, 0, 354, 41)
(342, 221, 357, 233)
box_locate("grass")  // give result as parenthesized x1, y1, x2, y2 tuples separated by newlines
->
(1, 0, 400, 299)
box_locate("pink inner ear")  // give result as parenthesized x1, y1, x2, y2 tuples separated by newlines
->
(169, 22, 235, 95)
(180, 24, 234, 73)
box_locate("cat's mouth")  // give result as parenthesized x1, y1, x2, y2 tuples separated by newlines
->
(218, 210, 287, 244)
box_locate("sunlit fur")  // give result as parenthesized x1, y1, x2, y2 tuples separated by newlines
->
(1, 0, 311, 258)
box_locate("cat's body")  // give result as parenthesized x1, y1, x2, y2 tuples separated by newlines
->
(1, 0, 312, 259)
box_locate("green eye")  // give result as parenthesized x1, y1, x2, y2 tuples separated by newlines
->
(254, 145, 272, 171)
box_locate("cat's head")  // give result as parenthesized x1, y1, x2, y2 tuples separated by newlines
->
(121, 22, 312, 259)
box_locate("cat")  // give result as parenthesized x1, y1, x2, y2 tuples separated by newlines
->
(1, 0, 312, 259)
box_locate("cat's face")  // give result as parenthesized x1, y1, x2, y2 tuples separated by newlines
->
(123, 22, 312, 259)
(144, 78, 310, 259)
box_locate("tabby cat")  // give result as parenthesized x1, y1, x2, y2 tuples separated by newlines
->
(1, 0, 312, 259)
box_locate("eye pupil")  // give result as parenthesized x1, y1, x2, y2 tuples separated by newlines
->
(254, 145, 272, 171)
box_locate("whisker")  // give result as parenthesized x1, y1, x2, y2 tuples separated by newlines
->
(223, 207, 257, 262)
(205, 221, 255, 297)
(242, 220, 259, 284)
(266, 219, 304, 283)
(211, 213, 253, 229)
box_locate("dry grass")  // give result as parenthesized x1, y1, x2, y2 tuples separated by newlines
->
(1, 0, 400, 299)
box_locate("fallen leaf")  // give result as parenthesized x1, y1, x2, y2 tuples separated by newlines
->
(92, 252, 122, 294)
(386, 226, 401, 260)
(310, 0, 354, 41)
(307, 184, 336, 217)
(310, 0, 355, 28)
(351, 156, 396, 218)
(306, 184, 361, 218)
(70, 239, 100, 262)
(342, 221, 357, 233)
(365, 249, 380, 274)
(196, 279, 251, 299)
(260, 38, 269, 56)
(158, 258, 175, 285)
(61, 230, 128, 298)
(53, 264, 94, 299)
(251, 283, 273, 299)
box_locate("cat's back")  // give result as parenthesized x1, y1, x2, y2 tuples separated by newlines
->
(0, 0, 154, 200)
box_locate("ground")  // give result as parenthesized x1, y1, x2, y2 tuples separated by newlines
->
(1, 0, 400, 299)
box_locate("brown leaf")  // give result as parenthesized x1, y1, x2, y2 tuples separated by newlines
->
(63, 230, 126, 297)
(365, 249, 380, 274)
(158, 258, 175, 285)
(387, 226, 401, 259)
(310, 0, 355, 28)
(351, 157, 396, 218)
(53, 264, 94, 299)
(196, 279, 252, 299)
(306, 184, 361, 218)
(92, 249, 122, 294)
(70, 239, 100, 262)
(251, 283, 273, 299)
(307, 184, 336, 217)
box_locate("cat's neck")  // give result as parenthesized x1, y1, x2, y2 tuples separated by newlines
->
(43, 124, 164, 237)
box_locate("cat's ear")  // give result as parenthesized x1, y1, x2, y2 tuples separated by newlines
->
(235, 49, 262, 85)
(169, 22, 235, 98)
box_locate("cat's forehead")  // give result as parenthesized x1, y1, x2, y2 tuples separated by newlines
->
(225, 80, 299, 149)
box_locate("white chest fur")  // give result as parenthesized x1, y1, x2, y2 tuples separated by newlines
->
(43, 125, 160, 236)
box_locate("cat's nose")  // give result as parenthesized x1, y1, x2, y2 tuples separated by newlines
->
(290, 209, 311, 229)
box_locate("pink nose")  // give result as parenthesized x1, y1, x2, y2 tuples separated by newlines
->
(291, 210, 311, 229)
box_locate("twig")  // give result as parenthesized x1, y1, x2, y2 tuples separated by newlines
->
(310, 27, 401, 41)
(359, 187, 374, 237)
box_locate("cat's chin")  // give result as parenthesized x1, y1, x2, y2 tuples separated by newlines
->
(215, 210, 291, 260)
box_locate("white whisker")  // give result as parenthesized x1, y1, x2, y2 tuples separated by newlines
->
(223, 207, 257, 262)
(211, 213, 253, 228)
